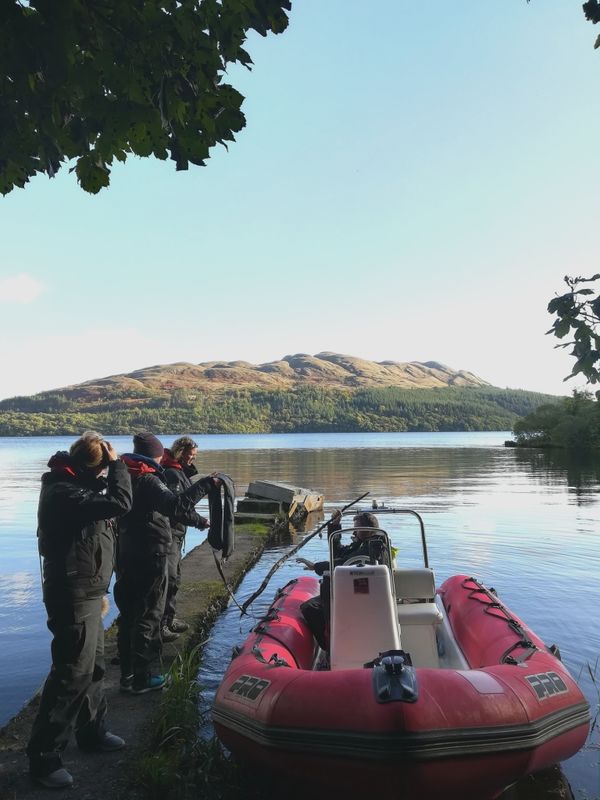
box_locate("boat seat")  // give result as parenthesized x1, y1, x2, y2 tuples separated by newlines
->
(330, 565, 401, 671)
(394, 567, 436, 601)
(394, 568, 442, 668)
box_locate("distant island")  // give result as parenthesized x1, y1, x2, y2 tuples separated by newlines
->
(0, 352, 559, 436)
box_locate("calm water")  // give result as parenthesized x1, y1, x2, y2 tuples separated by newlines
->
(1, 433, 599, 797)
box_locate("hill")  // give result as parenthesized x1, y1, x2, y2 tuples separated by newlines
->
(0, 353, 558, 436)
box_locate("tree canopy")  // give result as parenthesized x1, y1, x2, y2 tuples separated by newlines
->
(0, 0, 291, 195)
(547, 275, 600, 385)
(583, 1, 600, 47)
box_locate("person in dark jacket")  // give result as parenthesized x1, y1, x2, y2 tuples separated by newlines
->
(27, 432, 132, 790)
(114, 432, 219, 694)
(297, 512, 380, 651)
(160, 436, 208, 641)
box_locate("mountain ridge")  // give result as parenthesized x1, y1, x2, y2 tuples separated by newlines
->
(0, 353, 559, 437)
(40, 352, 489, 401)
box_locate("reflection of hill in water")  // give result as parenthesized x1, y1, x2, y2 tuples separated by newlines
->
(196, 446, 538, 508)
(198, 444, 600, 511)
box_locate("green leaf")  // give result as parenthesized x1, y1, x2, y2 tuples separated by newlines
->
(75, 154, 110, 194)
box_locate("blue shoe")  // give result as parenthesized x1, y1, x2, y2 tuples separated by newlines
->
(131, 674, 166, 694)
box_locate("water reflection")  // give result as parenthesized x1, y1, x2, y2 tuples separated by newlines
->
(0, 434, 598, 798)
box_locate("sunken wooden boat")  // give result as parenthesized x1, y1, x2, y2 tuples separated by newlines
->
(213, 511, 589, 800)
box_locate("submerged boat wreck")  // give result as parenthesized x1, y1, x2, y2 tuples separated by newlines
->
(213, 511, 589, 800)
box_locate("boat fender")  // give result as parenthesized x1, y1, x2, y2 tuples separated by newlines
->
(365, 650, 418, 704)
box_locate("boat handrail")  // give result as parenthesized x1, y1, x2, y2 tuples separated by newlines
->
(339, 508, 429, 567)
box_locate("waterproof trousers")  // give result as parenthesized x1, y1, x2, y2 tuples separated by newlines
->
(114, 553, 168, 682)
(162, 535, 184, 626)
(27, 593, 107, 767)
(300, 576, 331, 652)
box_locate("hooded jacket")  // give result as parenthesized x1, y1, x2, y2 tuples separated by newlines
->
(160, 450, 208, 539)
(37, 453, 133, 600)
(119, 453, 212, 556)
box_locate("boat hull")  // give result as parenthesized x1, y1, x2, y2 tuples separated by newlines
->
(213, 575, 589, 799)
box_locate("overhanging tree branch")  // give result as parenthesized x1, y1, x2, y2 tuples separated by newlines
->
(0, 0, 291, 194)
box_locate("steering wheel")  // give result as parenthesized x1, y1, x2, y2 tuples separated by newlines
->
(343, 555, 371, 567)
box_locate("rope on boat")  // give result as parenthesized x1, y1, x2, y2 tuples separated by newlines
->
(212, 550, 248, 616)
(461, 576, 539, 665)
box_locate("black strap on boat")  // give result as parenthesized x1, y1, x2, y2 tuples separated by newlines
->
(462, 576, 539, 665)
(253, 608, 281, 633)
(251, 641, 290, 668)
(273, 579, 298, 600)
(501, 641, 538, 665)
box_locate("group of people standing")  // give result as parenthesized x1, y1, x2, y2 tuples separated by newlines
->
(27, 430, 220, 789)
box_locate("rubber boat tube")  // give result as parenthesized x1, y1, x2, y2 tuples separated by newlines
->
(213, 575, 589, 800)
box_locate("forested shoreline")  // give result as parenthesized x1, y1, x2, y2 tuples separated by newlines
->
(513, 391, 600, 450)
(0, 385, 557, 436)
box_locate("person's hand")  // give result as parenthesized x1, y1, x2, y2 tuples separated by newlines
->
(210, 475, 222, 487)
(331, 509, 342, 524)
(197, 517, 210, 530)
(296, 557, 315, 571)
(101, 440, 118, 463)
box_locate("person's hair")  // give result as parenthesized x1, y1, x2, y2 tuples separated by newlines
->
(353, 511, 379, 529)
(170, 436, 198, 462)
(69, 431, 105, 469)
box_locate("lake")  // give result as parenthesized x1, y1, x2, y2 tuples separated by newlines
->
(0, 432, 598, 797)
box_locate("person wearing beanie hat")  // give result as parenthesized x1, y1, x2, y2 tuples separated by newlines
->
(132, 432, 164, 461)
(115, 434, 220, 694)
(27, 434, 132, 789)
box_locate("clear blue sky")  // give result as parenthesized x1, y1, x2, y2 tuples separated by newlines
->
(1, 1, 598, 398)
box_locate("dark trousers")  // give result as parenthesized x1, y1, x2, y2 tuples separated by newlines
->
(114, 554, 168, 681)
(300, 576, 331, 651)
(27, 594, 107, 763)
(162, 536, 183, 626)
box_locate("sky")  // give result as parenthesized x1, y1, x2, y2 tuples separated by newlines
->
(1, 1, 599, 399)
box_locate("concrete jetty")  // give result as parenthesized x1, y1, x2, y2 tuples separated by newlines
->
(235, 480, 324, 526)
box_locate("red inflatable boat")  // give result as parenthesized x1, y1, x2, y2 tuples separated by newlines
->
(213, 514, 589, 800)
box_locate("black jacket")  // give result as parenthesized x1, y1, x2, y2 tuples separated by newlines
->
(313, 520, 375, 576)
(161, 453, 208, 540)
(119, 454, 212, 556)
(37, 454, 133, 600)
